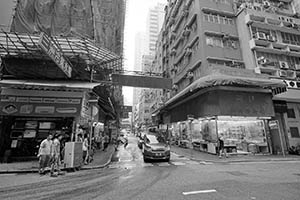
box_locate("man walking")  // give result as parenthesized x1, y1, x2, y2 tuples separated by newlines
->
(38, 133, 53, 175)
(218, 135, 227, 158)
(103, 134, 109, 151)
(50, 133, 63, 177)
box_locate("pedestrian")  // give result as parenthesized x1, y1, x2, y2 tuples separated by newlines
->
(37, 133, 53, 175)
(218, 135, 227, 158)
(77, 133, 83, 142)
(82, 134, 89, 165)
(124, 134, 128, 148)
(95, 134, 102, 150)
(50, 133, 63, 177)
(103, 134, 109, 151)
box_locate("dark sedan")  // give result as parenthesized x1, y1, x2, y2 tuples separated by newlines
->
(142, 133, 170, 162)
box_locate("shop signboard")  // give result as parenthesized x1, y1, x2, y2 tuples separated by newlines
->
(0, 89, 83, 117)
(0, 95, 82, 117)
(38, 32, 73, 78)
(269, 120, 279, 130)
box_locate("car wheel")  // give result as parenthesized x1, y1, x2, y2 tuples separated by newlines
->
(165, 157, 170, 162)
(143, 156, 148, 163)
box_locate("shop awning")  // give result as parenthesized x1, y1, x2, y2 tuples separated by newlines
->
(0, 79, 102, 90)
(165, 74, 286, 107)
(273, 89, 300, 103)
(0, 31, 122, 70)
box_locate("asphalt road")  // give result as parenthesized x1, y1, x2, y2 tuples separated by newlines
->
(0, 135, 299, 200)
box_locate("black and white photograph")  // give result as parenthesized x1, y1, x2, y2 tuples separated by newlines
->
(0, 0, 300, 199)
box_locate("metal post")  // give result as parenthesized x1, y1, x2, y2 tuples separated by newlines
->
(89, 106, 94, 151)
(277, 120, 286, 157)
(215, 116, 219, 155)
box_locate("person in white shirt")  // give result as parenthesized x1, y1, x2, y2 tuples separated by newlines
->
(38, 133, 53, 175)
(50, 133, 63, 177)
(82, 134, 89, 165)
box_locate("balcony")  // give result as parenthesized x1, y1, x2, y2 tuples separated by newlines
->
(245, 12, 300, 35)
(183, 27, 191, 37)
(169, 31, 177, 40)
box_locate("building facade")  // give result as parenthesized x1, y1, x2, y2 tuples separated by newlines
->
(147, 3, 166, 54)
(0, 0, 126, 161)
(133, 3, 166, 127)
(154, 0, 295, 155)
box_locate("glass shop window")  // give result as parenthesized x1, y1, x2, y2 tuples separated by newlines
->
(287, 108, 296, 118)
(290, 127, 300, 138)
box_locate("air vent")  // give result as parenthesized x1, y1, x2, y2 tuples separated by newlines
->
(279, 61, 289, 69)
(279, 70, 287, 77)
(285, 80, 298, 88)
(256, 32, 267, 40)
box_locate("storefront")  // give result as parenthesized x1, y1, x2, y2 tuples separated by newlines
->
(273, 89, 300, 154)
(157, 74, 286, 155)
(0, 85, 97, 161)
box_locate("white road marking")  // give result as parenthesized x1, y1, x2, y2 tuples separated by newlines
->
(156, 162, 170, 167)
(184, 160, 200, 165)
(171, 161, 186, 166)
(142, 163, 154, 167)
(182, 189, 217, 195)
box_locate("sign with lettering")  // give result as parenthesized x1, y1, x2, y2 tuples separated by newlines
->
(38, 32, 72, 78)
(0, 95, 82, 117)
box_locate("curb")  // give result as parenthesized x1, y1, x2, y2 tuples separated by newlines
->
(81, 147, 115, 170)
(0, 148, 116, 174)
(171, 150, 300, 164)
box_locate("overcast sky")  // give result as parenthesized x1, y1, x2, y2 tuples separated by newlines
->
(123, 0, 167, 105)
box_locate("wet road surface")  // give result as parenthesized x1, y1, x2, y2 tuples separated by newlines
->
(0, 135, 299, 200)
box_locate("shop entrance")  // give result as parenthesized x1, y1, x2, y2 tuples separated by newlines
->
(1, 117, 74, 161)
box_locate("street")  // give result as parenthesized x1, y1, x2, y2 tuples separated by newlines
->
(0, 135, 299, 200)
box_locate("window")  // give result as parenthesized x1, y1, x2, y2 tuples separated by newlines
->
(290, 127, 300, 138)
(206, 36, 239, 49)
(224, 40, 238, 49)
(287, 108, 296, 118)
(206, 37, 214, 46)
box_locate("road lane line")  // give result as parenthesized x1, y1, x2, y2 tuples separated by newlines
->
(182, 189, 217, 195)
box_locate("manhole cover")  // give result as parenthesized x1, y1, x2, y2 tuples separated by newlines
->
(226, 171, 247, 176)
(294, 173, 300, 176)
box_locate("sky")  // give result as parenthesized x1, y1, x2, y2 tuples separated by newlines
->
(123, 0, 167, 106)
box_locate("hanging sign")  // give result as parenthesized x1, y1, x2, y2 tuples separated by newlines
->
(38, 32, 72, 78)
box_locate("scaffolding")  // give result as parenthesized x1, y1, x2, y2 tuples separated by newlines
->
(0, 31, 122, 71)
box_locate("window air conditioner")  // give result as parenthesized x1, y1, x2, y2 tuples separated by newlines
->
(279, 61, 289, 69)
(257, 56, 268, 65)
(267, 35, 276, 42)
(295, 64, 300, 70)
(287, 70, 296, 79)
(263, 1, 271, 8)
(256, 32, 267, 40)
(185, 48, 192, 56)
(285, 80, 298, 88)
(279, 70, 287, 77)
(172, 84, 178, 90)
(171, 48, 177, 55)
(186, 71, 194, 79)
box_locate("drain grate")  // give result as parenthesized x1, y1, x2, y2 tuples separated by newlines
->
(226, 171, 247, 176)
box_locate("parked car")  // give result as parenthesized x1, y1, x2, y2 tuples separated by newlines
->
(141, 133, 170, 162)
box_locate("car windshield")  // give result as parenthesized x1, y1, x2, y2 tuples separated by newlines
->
(145, 134, 166, 144)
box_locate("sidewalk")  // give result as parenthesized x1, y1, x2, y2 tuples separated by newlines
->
(81, 145, 115, 170)
(171, 145, 300, 163)
(0, 145, 115, 174)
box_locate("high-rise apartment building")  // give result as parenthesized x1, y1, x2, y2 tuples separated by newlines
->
(133, 32, 147, 106)
(0, 1, 17, 31)
(147, 3, 166, 54)
(154, 0, 300, 155)
(133, 3, 166, 127)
